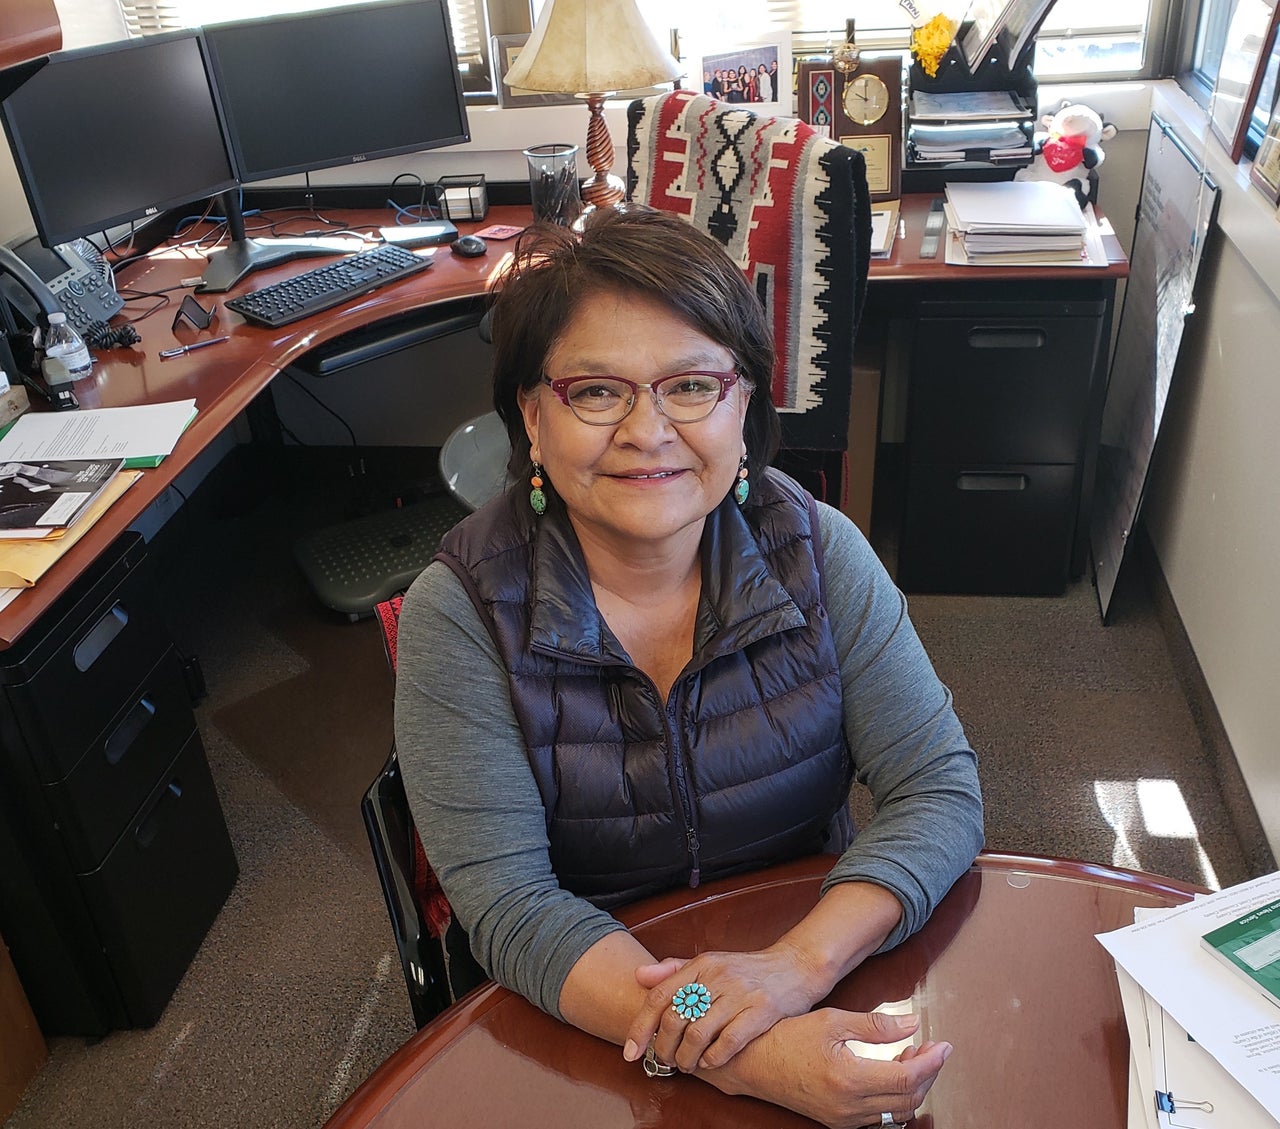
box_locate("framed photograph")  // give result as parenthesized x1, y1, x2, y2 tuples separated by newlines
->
(492, 34, 579, 108)
(686, 36, 791, 113)
(1209, 0, 1280, 162)
(1251, 100, 1280, 202)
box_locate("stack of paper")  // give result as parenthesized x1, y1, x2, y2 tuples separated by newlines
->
(910, 122, 1032, 163)
(870, 200, 900, 258)
(1097, 872, 1280, 1128)
(943, 181, 1103, 266)
(0, 399, 197, 601)
(0, 399, 197, 468)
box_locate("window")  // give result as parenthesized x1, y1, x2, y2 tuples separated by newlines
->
(640, 0, 1171, 80)
(115, 0, 492, 92)
(1178, 0, 1280, 158)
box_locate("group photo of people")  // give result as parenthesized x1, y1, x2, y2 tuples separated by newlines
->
(701, 45, 783, 104)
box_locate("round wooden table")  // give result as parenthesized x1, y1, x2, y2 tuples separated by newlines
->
(326, 852, 1199, 1128)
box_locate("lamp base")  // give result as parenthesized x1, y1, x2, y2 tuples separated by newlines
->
(581, 172, 625, 209)
(581, 93, 626, 210)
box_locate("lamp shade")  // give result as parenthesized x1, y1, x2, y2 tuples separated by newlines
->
(504, 0, 682, 95)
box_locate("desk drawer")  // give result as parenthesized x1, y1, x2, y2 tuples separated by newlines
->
(907, 315, 1103, 464)
(43, 650, 197, 870)
(77, 732, 237, 1028)
(897, 461, 1077, 595)
(2, 550, 171, 783)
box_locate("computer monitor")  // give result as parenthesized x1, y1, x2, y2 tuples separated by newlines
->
(0, 31, 239, 248)
(193, 0, 470, 292)
(202, 0, 470, 183)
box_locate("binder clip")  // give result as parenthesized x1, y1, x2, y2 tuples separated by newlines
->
(1155, 1090, 1214, 1115)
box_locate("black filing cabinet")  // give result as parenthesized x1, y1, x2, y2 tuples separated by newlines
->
(897, 297, 1108, 595)
(0, 532, 237, 1035)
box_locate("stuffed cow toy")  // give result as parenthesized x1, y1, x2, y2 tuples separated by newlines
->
(1014, 102, 1117, 209)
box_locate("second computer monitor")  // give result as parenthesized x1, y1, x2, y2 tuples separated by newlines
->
(202, 0, 470, 184)
(0, 31, 237, 247)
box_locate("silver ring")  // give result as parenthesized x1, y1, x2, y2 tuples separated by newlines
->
(642, 1044, 676, 1078)
(880, 1115, 905, 1128)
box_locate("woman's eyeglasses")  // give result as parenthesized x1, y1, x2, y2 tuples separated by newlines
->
(543, 370, 741, 426)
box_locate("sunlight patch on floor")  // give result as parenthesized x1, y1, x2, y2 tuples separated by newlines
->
(1094, 779, 1221, 891)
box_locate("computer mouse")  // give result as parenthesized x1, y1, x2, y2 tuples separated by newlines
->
(451, 234, 488, 258)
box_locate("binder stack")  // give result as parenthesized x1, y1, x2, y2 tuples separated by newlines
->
(942, 179, 1096, 266)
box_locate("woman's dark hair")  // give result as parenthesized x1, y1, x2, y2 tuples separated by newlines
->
(489, 206, 780, 485)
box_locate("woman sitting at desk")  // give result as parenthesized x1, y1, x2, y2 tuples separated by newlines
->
(395, 208, 983, 1128)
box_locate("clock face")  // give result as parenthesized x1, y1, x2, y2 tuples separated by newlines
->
(843, 73, 890, 126)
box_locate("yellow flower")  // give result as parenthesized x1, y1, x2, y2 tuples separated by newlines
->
(912, 13, 958, 78)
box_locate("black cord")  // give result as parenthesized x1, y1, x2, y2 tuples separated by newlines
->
(83, 320, 141, 348)
(388, 172, 437, 221)
(282, 370, 359, 446)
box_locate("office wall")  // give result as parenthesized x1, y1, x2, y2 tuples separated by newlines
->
(1137, 85, 1280, 859)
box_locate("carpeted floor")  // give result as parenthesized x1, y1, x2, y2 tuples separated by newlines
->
(3, 444, 1269, 1128)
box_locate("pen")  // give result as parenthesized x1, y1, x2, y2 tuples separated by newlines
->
(160, 335, 231, 359)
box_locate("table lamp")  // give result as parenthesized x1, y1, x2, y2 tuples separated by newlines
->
(503, 0, 682, 209)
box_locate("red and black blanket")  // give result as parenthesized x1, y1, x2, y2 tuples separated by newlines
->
(626, 90, 871, 451)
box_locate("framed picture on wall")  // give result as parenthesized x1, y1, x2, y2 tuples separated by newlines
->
(492, 34, 579, 108)
(1209, 0, 1280, 162)
(1250, 101, 1280, 202)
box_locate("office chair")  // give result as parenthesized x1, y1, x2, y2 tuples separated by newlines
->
(626, 89, 873, 505)
(362, 596, 487, 1028)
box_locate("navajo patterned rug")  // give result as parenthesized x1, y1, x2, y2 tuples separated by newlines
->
(625, 90, 871, 451)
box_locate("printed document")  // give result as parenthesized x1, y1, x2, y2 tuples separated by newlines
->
(1098, 871, 1280, 1117)
(0, 400, 197, 467)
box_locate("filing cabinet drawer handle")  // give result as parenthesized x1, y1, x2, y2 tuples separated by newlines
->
(967, 328, 1046, 350)
(73, 603, 129, 672)
(135, 779, 183, 849)
(957, 473, 1028, 492)
(104, 694, 157, 766)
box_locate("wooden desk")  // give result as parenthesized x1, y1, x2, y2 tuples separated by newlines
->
(0, 205, 524, 649)
(325, 853, 1196, 1129)
(0, 196, 1128, 648)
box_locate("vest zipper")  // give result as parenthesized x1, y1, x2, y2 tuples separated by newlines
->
(658, 690, 702, 890)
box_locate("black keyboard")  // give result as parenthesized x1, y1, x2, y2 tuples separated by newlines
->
(223, 244, 433, 328)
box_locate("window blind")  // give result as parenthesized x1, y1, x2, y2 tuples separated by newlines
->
(113, 0, 486, 62)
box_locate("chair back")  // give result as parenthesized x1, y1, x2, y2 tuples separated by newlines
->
(625, 89, 872, 454)
(363, 597, 486, 1028)
(361, 752, 452, 1028)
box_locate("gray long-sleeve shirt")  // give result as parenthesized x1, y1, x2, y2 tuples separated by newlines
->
(395, 502, 984, 1018)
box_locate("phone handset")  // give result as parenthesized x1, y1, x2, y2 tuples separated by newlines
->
(0, 238, 125, 335)
(0, 244, 62, 326)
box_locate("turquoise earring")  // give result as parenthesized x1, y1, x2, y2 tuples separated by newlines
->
(530, 463, 547, 515)
(734, 456, 749, 505)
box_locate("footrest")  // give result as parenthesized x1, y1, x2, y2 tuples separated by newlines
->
(293, 497, 468, 619)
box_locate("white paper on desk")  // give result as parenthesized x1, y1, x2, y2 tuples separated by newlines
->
(944, 222, 1109, 267)
(0, 587, 24, 613)
(1148, 987, 1277, 1128)
(1097, 871, 1280, 1117)
(1117, 962, 1161, 1129)
(0, 400, 197, 463)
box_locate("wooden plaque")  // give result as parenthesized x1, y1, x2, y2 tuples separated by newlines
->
(797, 56, 903, 201)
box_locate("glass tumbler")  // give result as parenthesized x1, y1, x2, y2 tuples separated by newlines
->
(524, 143, 582, 226)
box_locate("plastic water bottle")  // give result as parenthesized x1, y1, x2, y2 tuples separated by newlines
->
(40, 311, 93, 382)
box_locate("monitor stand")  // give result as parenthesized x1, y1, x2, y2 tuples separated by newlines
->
(195, 191, 361, 293)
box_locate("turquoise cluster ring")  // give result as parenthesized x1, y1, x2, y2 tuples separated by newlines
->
(671, 982, 712, 1021)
